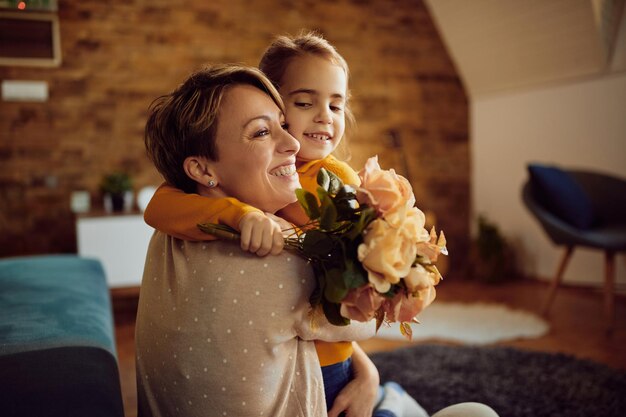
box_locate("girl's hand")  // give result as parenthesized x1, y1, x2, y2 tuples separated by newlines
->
(327, 343, 380, 417)
(264, 212, 295, 237)
(238, 211, 285, 256)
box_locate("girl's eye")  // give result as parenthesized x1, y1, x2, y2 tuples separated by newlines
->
(330, 105, 343, 112)
(295, 102, 312, 108)
(253, 128, 270, 138)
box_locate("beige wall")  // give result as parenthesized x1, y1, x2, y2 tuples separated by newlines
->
(472, 72, 626, 288)
(425, 0, 626, 287)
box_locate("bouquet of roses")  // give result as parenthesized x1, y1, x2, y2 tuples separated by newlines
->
(199, 156, 446, 339)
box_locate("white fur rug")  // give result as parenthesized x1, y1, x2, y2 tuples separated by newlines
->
(375, 302, 549, 345)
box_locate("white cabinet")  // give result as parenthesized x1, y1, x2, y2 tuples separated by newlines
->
(76, 213, 154, 288)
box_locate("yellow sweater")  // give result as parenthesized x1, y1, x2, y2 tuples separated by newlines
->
(143, 155, 361, 366)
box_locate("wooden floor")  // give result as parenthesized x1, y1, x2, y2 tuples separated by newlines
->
(112, 278, 626, 417)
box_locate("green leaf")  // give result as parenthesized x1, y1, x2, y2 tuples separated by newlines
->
(302, 230, 332, 256)
(334, 185, 359, 220)
(324, 268, 348, 303)
(346, 206, 376, 240)
(322, 300, 350, 326)
(326, 170, 344, 195)
(319, 194, 338, 230)
(317, 168, 331, 191)
(335, 184, 357, 201)
(316, 186, 329, 205)
(295, 188, 321, 220)
(342, 260, 367, 289)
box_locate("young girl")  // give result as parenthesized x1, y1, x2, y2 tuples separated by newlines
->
(144, 32, 426, 417)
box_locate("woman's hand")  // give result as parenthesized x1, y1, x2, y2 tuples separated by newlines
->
(328, 343, 380, 417)
(238, 211, 285, 256)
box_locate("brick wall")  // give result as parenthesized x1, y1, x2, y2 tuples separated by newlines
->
(0, 0, 469, 275)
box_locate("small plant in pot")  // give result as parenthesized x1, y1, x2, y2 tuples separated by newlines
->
(468, 215, 518, 283)
(101, 172, 133, 212)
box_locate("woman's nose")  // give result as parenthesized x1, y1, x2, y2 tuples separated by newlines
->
(277, 128, 300, 154)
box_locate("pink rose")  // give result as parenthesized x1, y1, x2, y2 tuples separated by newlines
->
(357, 156, 416, 216)
(340, 284, 385, 322)
(383, 286, 436, 323)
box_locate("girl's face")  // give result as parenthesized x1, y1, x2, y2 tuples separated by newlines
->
(210, 84, 301, 214)
(279, 54, 347, 163)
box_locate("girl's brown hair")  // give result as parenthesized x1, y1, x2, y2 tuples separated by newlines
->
(259, 31, 355, 159)
(144, 64, 284, 193)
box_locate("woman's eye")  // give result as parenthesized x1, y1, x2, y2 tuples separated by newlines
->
(253, 129, 270, 138)
(281, 123, 290, 131)
(295, 102, 312, 108)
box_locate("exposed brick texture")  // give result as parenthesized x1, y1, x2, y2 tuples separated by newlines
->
(0, 0, 469, 275)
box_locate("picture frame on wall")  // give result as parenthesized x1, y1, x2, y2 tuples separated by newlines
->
(0, 11, 61, 67)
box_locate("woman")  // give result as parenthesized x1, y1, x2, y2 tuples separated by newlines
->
(135, 64, 377, 417)
(136, 64, 499, 417)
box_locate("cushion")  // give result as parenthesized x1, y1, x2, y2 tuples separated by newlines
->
(0, 255, 124, 417)
(528, 164, 595, 229)
(0, 255, 116, 355)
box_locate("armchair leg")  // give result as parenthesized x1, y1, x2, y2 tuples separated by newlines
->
(604, 251, 615, 335)
(542, 246, 573, 317)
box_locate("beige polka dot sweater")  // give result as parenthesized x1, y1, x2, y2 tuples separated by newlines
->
(135, 232, 377, 417)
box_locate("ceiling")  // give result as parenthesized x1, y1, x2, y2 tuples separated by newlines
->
(424, 0, 626, 96)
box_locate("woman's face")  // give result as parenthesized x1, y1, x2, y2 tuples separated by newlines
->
(279, 54, 347, 163)
(210, 84, 301, 214)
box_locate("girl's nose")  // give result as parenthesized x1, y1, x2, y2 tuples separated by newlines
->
(314, 106, 333, 124)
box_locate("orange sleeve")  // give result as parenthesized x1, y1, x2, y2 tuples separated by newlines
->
(315, 341, 353, 367)
(322, 155, 361, 187)
(143, 183, 262, 241)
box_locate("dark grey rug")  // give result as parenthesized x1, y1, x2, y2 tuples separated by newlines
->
(370, 344, 626, 417)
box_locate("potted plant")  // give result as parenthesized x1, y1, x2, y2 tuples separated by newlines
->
(100, 172, 133, 212)
(468, 215, 518, 283)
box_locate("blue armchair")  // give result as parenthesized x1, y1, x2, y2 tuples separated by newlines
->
(522, 164, 626, 332)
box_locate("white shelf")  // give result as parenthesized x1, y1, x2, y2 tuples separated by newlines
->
(76, 213, 154, 288)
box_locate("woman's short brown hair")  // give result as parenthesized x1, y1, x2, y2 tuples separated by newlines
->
(259, 31, 355, 159)
(144, 64, 284, 193)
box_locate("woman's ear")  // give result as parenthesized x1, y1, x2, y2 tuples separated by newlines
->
(183, 156, 218, 188)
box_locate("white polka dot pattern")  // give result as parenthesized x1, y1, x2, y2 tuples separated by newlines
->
(135, 234, 375, 416)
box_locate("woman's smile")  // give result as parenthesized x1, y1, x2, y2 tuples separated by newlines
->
(269, 163, 297, 178)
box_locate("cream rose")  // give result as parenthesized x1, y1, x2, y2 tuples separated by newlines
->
(357, 218, 417, 293)
(403, 264, 438, 292)
(357, 156, 416, 216)
(384, 205, 430, 240)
